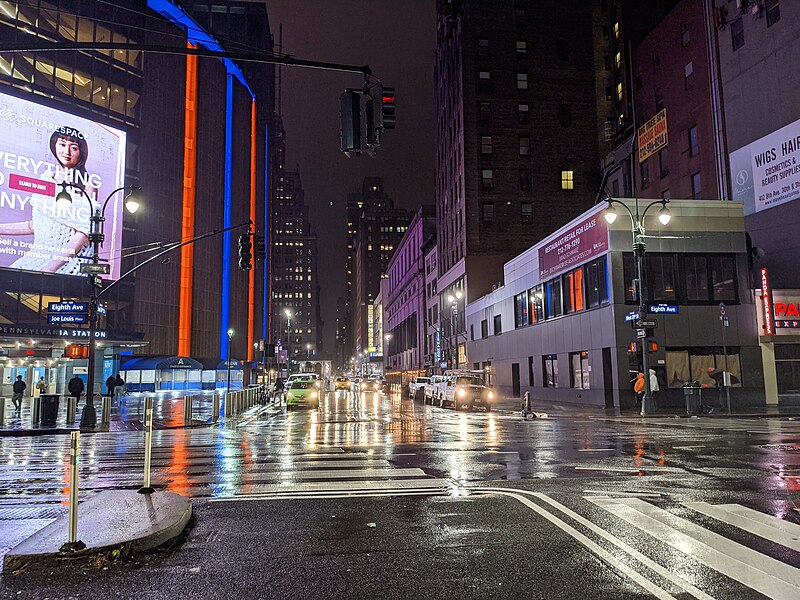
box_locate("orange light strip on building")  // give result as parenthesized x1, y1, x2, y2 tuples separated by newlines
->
(178, 45, 198, 357)
(248, 100, 257, 361)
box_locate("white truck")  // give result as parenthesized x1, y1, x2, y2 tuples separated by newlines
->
(439, 372, 495, 411)
(423, 375, 447, 404)
(408, 376, 430, 400)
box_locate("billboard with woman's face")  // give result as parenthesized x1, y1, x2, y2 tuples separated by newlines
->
(0, 91, 127, 279)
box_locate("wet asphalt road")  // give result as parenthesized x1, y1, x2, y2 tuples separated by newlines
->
(1, 388, 800, 599)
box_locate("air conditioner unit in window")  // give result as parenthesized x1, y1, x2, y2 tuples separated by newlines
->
(604, 120, 615, 142)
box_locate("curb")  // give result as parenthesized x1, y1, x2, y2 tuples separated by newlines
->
(3, 490, 192, 574)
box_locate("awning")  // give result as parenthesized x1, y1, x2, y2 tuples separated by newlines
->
(120, 356, 203, 370)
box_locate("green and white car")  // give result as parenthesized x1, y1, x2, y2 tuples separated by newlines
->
(286, 379, 320, 409)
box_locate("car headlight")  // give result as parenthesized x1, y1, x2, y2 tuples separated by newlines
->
(315, 381, 321, 388)
(457, 388, 466, 398)
(487, 391, 494, 399)
(311, 392, 318, 399)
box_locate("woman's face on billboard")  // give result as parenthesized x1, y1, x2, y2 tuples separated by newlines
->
(54, 136, 81, 168)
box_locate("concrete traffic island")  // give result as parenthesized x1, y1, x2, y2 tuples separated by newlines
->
(3, 490, 192, 574)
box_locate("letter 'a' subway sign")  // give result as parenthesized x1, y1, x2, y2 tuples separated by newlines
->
(761, 267, 774, 336)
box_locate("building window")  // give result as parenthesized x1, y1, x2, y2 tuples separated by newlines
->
(584, 255, 609, 308)
(684, 255, 709, 302)
(556, 39, 569, 61)
(514, 1, 527, 26)
(605, 86, 613, 101)
(655, 87, 664, 112)
(481, 135, 493, 154)
(668, 347, 743, 389)
(481, 319, 488, 338)
(710, 256, 736, 302)
(623, 253, 637, 303)
(681, 21, 690, 46)
(561, 170, 574, 190)
(545, 277, 563, 318)
(479, 102, 491, 123)
(528, 356, 535, 387)
(563, 267, 584, 314)
(514, 291, 529, 328)
(493, 314, 502, 335)
(529, 285, 545, 322)
(479, 70, 491, 90)
(481, 202, 494, 223)
(558, 103, 572, 127)
(603, 56, 611, 71)
(648, 254, 678, 302)
(470, 324, 475, 341)
(516, 40, 527, 57)
(615, 51, 622, 70)
(519, 169, 532, 191)
(658, 148, 669, 178)
(691, 172, 701, 199)
(688, 125, 699, 156)
(602, 26, 610, 40)
(684, 61, 693, 89)
(613, 21, 620, 39)
(570, 351, 590, 389)
(481, 169, 493, 190)
(519, 136, 531, 156)
(616, 82, 623, 101)
(518, 103, 529, 124)
(543, 354, 558, 388)
(478, 38, 490, 57)
(516, 71, 528, 90)
(766, 0, 780, 27)
(521, 202, 533, 223)
(731, 18, 744, 51)
(640, 159, 650, 188)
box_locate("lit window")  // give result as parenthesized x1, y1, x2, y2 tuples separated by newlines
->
(519, 136, 530, 156)
(613, 21, 620, 39)
(517, 103, 529, 124)
(481, 169, 493, 190)
(516, 71, 528, 90)
(616, 82, 623, 101)
(516, 40, 527, 57)
(480, 135, 493, 154)
(561, 170, 574, 190)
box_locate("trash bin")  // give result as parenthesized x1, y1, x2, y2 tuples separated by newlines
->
(40, 394, 60, 427)
(683, 385, 701, 415)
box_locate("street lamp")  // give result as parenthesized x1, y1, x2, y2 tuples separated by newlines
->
(226, 328, 234, 393)
(284, 309, 292, 375)
(306, 343, 312, 360)
(603, 197, 671, 416)
(446, 290, 463, 369)
(61, 183, 141, 429)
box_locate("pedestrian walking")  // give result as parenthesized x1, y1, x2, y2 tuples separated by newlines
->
(113, 373, 125, 400)
(35, 376, 48, 396)
(649, 368, 660, 407)
(633, 372, 645, 406)
(12, 375, 26, 411)
(68, 374, 84, 406)
(106, 375, 116, 398)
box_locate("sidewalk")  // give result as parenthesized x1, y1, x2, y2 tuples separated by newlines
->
(0, 392, 221, 436)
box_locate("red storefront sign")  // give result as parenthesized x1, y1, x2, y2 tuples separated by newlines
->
(761, 267, 774, 336)
(538, 210, 609, 280)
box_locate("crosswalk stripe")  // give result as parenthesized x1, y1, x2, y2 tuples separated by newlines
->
(210, 477, 448, 499)
(589, 496, 800, 600)
(684, 502, 800, 553)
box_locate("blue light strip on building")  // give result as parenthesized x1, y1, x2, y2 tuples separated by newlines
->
(220, 74, 234, 359)
(147, 0, 254, 99)
(263, 120, 270, 341)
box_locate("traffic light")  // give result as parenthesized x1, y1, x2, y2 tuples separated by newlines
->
(366, 83, 382, 148)
(381, 86, 396, 130)
(340, 89, 362, 157)
(254, 234, 266, 261)
(238, 233, 252, 271)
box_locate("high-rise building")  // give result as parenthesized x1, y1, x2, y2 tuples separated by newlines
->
(0, 0, 274, 394)
(435, 0, 605, 359)
(345, 178, 412, 359)
(270, 167, 321, 362)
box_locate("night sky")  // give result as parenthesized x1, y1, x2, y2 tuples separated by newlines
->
(266, 0, 436, 355)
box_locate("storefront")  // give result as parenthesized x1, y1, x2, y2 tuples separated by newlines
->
(465, 199, 765, 410)
(755, 271, 800, 406)
(120, 356, 203, 392)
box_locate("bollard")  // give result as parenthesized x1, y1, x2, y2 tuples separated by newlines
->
(31, 396, 41, 426)
(212, 393, 220, 422)
(138, 396, 155, 494)
(183, 395, 193, 425)
(101, 396, 111, 427)
(66, 396, 77, 425)
(60, 431, 86, 552)
(0, 397, 5, 427)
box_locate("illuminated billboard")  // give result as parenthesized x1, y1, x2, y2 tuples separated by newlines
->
(0, 91, 126, 278)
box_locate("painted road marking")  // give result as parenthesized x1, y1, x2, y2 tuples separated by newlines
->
(684, 502, 800, 553)
(589, 496, 800, 600)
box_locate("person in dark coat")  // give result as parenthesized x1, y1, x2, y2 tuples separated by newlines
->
(113, 373, 125, 399)
(106, 375, 116, 397)
(68, 375, 85, 404)
(12, 375, 26, 410)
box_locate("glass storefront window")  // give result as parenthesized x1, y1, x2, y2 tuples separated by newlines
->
(570, 351, 590, 389)
(564, 267, 584, 313)
(710, 256, 736, 302)
(684, 255, 709, 302)
(543, 354, 558, 387)
(545, 278, 562, 318)
(529, 285, 545, 323)
(514, 290, 529, 328)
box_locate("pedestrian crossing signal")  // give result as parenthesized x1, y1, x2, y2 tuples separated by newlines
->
(254, 234, 266, 261)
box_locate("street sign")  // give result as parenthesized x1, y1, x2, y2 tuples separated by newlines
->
(48, 301, 88, 313)
(649, 304, 678, 314)
(80, 262, 110, 275)
(624, 311, 641, 323)
(48, 314, 87, 325)
(721, 316, 730, 327)
(719, 302, 726, 316)
(636, 329, 647, 339)
(636, 320, 658, 328)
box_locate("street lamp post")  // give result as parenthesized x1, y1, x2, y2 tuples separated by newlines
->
(306, 343, 311, 360)
(446, 290, 463, 369)
(283, 309, 292, 376)
(56, 183, 140, 429)
(226, 329, 234, 393)
(603, 198, 671, 416)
